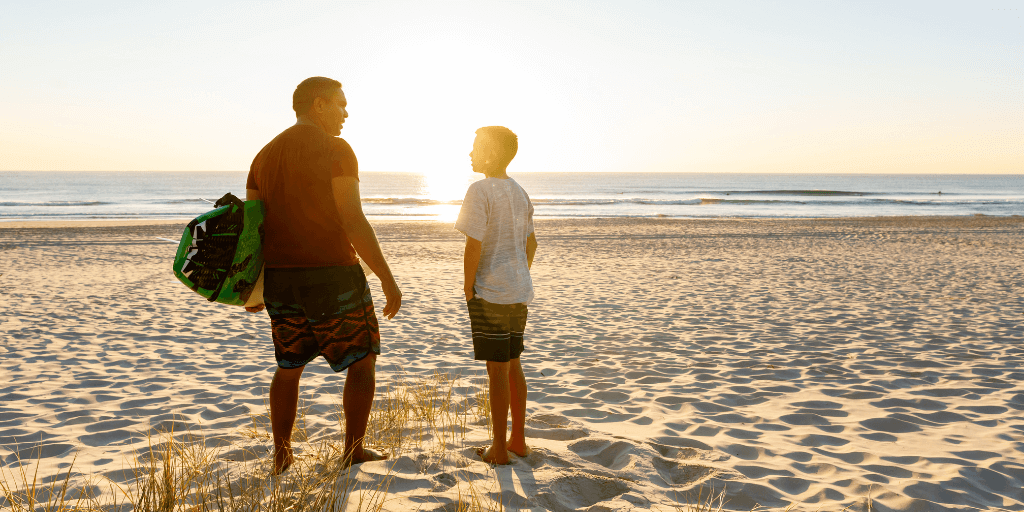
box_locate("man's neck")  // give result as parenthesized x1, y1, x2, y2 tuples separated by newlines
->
(295, 116, 323, 132)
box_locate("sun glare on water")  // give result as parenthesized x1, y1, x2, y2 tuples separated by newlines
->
(418, 171, 476, 222)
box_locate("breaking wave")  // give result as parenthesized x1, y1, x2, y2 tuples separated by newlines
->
(0, 201, 110, 207)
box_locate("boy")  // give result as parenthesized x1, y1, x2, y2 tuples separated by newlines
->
(455, 126, 538, 465)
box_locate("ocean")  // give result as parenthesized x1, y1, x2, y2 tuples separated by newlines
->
(1, 171, 1022, 221)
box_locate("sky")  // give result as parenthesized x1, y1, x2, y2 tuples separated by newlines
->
(0, 1, 1021, 175)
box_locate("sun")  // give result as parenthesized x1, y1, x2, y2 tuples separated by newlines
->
(419, 171, 478, 222)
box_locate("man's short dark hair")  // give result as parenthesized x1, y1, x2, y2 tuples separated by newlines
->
(293, 77, 342, 115)
(476, 126, 518, 167)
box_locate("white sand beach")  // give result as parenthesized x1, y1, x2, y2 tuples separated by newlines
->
(1, 217, 1022, 511)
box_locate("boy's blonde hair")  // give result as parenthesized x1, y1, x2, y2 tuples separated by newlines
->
(476, 126, 518, 167)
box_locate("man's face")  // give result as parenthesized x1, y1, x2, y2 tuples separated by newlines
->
(317, 88, 348, 136)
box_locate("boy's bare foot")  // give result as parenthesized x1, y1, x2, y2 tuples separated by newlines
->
(476, 446, 511, 465)
(507, 441, 531, 458)
(343, 447, 389, 467)
(273, 449, 293, 475)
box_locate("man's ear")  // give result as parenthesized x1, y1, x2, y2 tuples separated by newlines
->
(313, 96, 324, 114)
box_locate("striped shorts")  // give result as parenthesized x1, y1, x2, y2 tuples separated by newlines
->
(264, 265, 380, 372)
(467, 298, 528, 362)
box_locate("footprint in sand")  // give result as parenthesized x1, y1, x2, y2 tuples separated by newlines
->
(567, 438, 637, 471)
(525, 414, 588, 441)
(430, 472, 457, 492)
(533, 472, 629, 511)
(521, 447, 576, 469)
(529, 413, 570, 427)
(652, 456, 718, 486)
(648, 442, 707, 460)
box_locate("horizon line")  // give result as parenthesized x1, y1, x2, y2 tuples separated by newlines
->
(4, 170, 1023, 175)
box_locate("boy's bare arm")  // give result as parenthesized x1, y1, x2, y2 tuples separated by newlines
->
(526, 233, 537, 269)
(332, 176, 402, 319)
(464, 237, 482, 301)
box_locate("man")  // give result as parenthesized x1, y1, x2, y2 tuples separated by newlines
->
(245, 76, 401, 473)
(455, 126, 537, 464)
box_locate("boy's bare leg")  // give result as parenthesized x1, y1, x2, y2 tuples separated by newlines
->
(343, 353, 387, 465)
(506, 358, 530, 457)
(270, 365, 305, 474)
(480, 360, 511, 464)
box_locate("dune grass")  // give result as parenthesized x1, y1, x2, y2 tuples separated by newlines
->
(0, 371, 504, 512)
(0, 370, 857, 511)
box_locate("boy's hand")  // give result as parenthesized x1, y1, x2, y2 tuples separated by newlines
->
(463, 237, 482, 302)
(244, 304, 265, 313)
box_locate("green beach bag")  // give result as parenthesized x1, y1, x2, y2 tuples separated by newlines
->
(173, 193, 265, 307)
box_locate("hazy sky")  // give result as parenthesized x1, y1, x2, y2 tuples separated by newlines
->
(1, 1, 1021, 174)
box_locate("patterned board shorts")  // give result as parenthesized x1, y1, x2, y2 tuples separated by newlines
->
(467, 298, 528, 362)
(264, 265, 380, 372)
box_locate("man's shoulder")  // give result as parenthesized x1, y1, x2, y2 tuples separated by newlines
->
(260, 125, 311, 150)
(254, 126, 334, 170)
(272, 124, 343, 145)
(327, 136, 356, 160)
(329, 135, 353, 149)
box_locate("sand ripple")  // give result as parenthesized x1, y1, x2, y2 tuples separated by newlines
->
(1, 218, 1023, 510)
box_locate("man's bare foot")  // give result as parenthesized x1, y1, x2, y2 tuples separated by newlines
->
(476, 446, 511, 465)
(343, 447, 388, 467)
(273, 449, 293, 475)
(507, 441, 531, 458)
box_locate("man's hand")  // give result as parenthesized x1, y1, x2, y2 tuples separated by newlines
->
(464, 284, 475, 302)
(332, 176, 402, 320)
(245, 304, 265, 313)
(381, 278, 402, 320)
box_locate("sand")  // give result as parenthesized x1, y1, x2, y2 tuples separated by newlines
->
(1, 216, 1022, 511)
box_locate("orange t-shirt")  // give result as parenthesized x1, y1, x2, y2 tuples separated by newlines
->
(246, 124, 359, 268)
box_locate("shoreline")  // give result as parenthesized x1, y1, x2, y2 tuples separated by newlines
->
(0, 214, 1021, 230)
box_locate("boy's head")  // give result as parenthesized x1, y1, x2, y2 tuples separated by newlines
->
(471, 126, 518, 174)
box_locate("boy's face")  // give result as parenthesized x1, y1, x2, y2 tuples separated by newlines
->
(469, 135, 494, 174)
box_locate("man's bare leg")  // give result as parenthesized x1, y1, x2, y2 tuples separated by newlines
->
(480, 360, 511, 464)
(343, 353, 387, 465)
(506, 358, 530, 457)
(270, 365, 305, 474)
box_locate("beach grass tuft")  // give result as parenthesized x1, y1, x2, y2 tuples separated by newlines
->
(1, 371, 867, 511)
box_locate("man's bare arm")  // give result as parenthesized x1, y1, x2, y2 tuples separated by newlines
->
(526, 233, 537, 269)
(242, 189, 266, 312)
(332, 176, 402, 319)
(464, 237, 482, 301)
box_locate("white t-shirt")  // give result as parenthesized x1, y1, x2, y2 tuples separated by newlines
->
(455, 177, 535, 305)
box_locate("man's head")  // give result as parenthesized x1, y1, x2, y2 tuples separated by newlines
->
(470, 126, 518, 174)
(293, 76, 347, 136)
